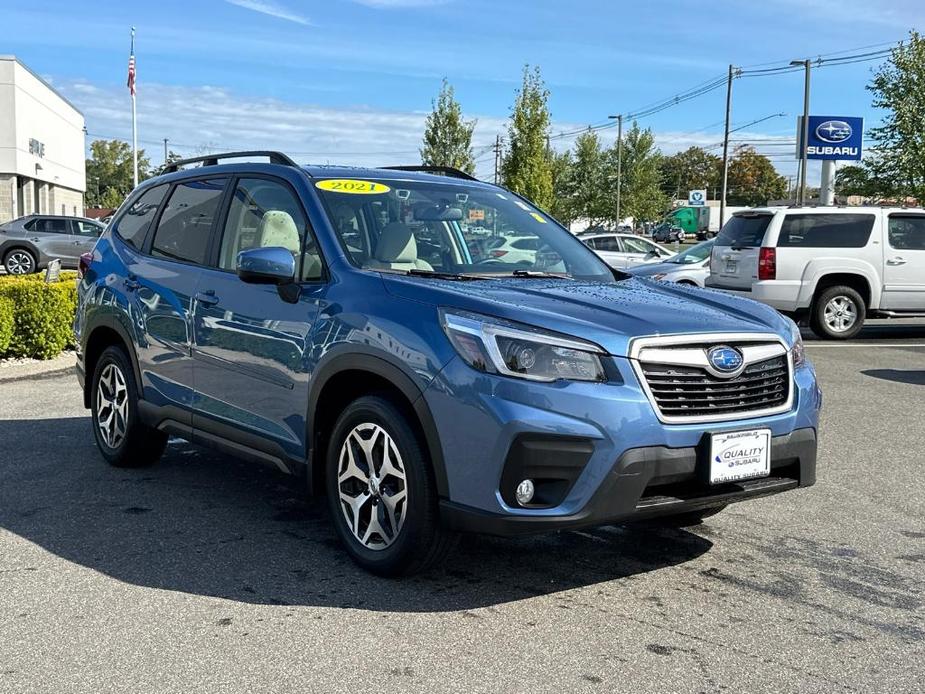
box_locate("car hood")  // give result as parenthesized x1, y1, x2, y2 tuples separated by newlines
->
(625, 260, 690, 277)
(382, 274, 789, 357)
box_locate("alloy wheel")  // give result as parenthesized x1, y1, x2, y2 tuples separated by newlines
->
(337, 422, 408, 550)
(823, 295, 858, 333)
(96, 363, 129, 448)
(6, 251, 34, 275)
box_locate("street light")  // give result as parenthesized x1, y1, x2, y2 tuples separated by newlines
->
(608, 114, 623, 225)
(791, 59, 811, 205)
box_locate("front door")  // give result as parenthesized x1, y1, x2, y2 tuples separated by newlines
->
(882, 213, 925, 311)
(191, 176, 326, 465)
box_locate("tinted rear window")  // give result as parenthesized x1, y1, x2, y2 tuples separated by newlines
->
(778, 214, 874, 248)
(151, 179, 227, 265)
(715, 214, 772, 248)
(888, 215, 925, 251)
(114, 185, 168, 250)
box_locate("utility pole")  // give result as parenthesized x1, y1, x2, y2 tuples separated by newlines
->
(163, 138, 168, 164)
(609, 114, 623, 225)
(720, 64, 735, 230)
(791, 58, 812, 205)
(493, 134, 501, 185)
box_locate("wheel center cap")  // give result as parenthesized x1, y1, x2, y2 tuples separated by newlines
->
(369, 476, 380, 496)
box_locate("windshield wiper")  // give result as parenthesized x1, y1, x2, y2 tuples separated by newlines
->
(510, 269, 573, 279)
(405, 268, 484, 281)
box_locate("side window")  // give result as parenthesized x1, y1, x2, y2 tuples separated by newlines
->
(114, 185, 168, 250)
(151, 178, 227, 265)
(75, 221, 102, 236)
(23, 219, 37, 231)
(888, 215, 925, 251)
(622, 237, 653, 254)
(778, 214, 875, 248)
(218, 178, 321, 280)
(596, 237, 621, 252)
(36, 218, 69, 233)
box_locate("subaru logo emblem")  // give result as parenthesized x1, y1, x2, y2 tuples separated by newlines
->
(707, 346, 744, 374)
(816, 120, 852, 144)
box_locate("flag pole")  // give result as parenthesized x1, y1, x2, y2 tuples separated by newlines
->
(131, 26, 138, 188)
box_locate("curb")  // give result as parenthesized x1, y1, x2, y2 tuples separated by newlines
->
(0, 353, 78, 383)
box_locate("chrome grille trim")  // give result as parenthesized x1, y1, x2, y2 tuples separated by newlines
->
(628, 332, 795, 424)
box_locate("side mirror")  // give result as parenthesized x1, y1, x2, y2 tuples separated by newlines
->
(236, 247, 296, 285)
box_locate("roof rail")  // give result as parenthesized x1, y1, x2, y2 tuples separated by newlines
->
(380, 165, 479, 182)
(162, 150, 297, 174)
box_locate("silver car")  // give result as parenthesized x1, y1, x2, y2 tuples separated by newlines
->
(626, 239, 715, 286)
(0, 215, 104, 274)
(580, 232, 675, 270)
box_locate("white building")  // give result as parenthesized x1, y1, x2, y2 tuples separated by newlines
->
(0, 56, 85, 224)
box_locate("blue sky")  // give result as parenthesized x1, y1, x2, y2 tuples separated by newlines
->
(4, 0, 923, 180)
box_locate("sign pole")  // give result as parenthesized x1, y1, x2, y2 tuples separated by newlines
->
(820, 160, 835, 205)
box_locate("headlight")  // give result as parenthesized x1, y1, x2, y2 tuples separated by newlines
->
(787, 317, 805, 367)
(440, 309, 607, 382)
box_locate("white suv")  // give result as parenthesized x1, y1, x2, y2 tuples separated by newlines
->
(706, 206, 925, 339)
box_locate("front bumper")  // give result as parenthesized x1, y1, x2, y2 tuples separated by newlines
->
(426, 352, 821, 536)
(441, 427, 816, 536)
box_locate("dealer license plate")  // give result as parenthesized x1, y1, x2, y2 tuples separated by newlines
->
(709, 429, 771, 485)
(724, 259, 738, 273)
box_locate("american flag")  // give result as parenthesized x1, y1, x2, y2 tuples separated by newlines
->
(126, 34, 136, 96)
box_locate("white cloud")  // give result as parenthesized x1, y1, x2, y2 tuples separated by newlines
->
(224, 0, 310, 25)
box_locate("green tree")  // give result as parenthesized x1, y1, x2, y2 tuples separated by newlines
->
(867, 31, 925, 202)
(659, 146, 722, 199)
(836, 164, 876, 198)
(420, 78, 476, 175)
(567, 131, 609, 225)
(548, 149, 575, 225)
(85, 140, 150, 208)
(725, 146, 787, 205)
(501, 65, 553, 209)
(150, 150, 184, 177)
(608, 122, 669, 225)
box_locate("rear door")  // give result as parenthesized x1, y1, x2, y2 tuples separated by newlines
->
(126, 178, 228, 420)
(33, 217, 75, 263)
(709, 212, 774, 290)
(882, 213, 925, 310)
(585, 235, 627, 268)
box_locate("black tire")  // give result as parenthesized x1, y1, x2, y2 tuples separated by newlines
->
(326, 395, 454, 577)
(3, 248, 38, 275)
(659, 505, 726, 527)
(90, 345, 166, 467)
(809, 285, 865, 340)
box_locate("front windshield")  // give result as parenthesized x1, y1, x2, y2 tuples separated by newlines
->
(314, 177, 616, 282)
(668, 239, 714, 264)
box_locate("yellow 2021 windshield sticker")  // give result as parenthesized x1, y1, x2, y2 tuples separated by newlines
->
(315, 179, 391, 195)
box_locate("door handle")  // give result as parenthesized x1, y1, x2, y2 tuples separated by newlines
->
(195, 290, 220, 306)
(886, 257, 906, 266)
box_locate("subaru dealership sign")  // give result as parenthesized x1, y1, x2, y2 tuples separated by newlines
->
(797, 115, 864, 161)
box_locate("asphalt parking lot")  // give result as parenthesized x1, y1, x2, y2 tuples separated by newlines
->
(1, 322, 924, 693)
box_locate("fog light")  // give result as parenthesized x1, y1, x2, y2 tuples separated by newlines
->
(515, 479, 535, 506)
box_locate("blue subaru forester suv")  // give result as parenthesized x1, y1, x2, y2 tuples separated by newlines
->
(74, 151, 821, 576)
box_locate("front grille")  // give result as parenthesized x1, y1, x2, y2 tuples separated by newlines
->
(640, 354, 790, 419)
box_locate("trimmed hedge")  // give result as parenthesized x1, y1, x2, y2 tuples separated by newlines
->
(0, 295, 13, 354)
(0, 273, 78, 359)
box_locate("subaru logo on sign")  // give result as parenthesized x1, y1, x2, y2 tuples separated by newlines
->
(816, 120, 852, 144)
(706, 346, 744, 375)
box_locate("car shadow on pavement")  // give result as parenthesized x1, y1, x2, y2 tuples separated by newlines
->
(0, 416, 713, 612)
(861, 369, 925, 386)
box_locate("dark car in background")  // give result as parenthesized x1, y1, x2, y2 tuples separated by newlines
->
(0, 214, 104, 274)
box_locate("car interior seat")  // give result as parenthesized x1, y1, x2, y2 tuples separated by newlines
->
(367, 222, 433, 272)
